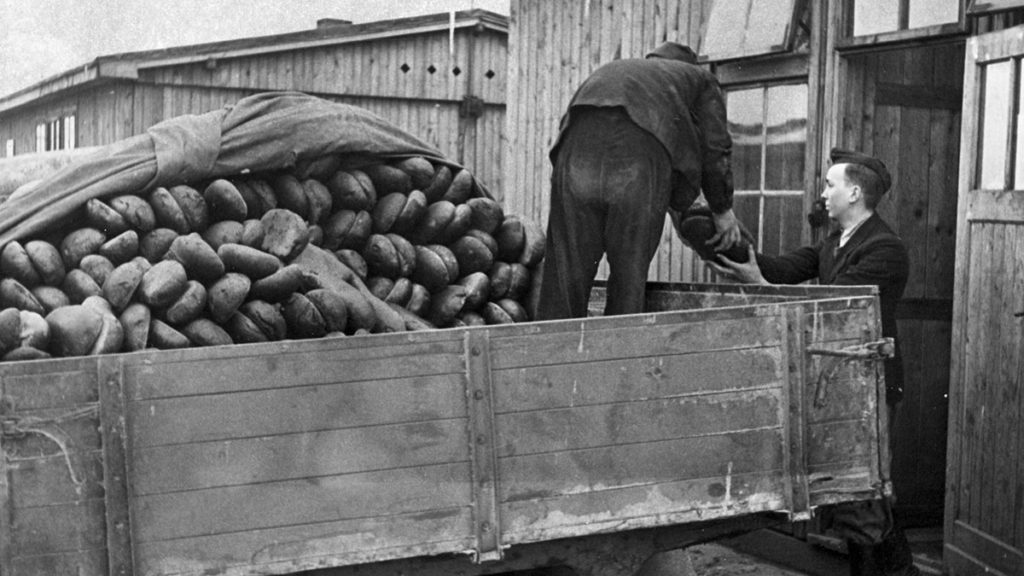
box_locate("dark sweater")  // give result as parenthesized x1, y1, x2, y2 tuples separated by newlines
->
(550, 57, 734, 214)
(757, 213, 910, 402)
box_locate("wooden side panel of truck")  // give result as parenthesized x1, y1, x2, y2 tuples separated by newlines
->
(0, 283, 890, 576)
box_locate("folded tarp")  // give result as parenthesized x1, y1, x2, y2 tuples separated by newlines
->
(0, 91, 485, 247)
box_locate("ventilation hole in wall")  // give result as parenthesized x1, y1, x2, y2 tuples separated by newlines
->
(452, 66, 462, 76)
(427, 64, 437, 74)
(400, 63, 410, 73)
(485, 69, 495, 79)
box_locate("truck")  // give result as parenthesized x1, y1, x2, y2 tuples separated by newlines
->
(0, 280, 893, 576)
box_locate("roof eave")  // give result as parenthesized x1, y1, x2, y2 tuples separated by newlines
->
(132, 13, 507, 71)
(0, 9, 507, 114)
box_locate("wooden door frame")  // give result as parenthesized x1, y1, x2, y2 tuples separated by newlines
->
(945, 24, 1024, 576)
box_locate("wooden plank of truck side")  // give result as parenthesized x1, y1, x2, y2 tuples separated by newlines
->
(9, 549, 108, 576)
(496, 389, 783, 454)
(132, 419, 469, 495)
(489, 314, 785, 370)
(1, 358, 108, 576)
(492, 348, 784, 410)
(125, 337, 467, 399)
(128, 373, 467, 447)
(132, 462, 471, 541)
(2, 284, 888, 576)
(134, 511, 475, 576)
(124, 332, 478, 576)
(488, 306, 793, 545)
(8, 451, 104, 507)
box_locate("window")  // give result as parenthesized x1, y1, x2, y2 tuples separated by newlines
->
(967, 0, 1024, 15)
(35, 114, 76, 152)
(727, 83, 808, 256)
(700, 0, 807, 61)
(977, 58, 1024, 189)
(844, 0, 962, 45)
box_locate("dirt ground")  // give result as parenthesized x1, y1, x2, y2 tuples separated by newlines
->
(644, 527, 944, 576)
(642, 544, 813, 576)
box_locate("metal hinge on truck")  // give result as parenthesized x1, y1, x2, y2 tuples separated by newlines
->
(806, 337, 895, 409)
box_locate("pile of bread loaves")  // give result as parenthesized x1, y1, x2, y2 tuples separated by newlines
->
(0, 157, 545, 361)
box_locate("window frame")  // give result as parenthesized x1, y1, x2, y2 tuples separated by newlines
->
(975, 56, 1022, 190)
(35, 113, 76, 152)
(967, 0, 1024, 16)
(836, 0, 967, 50)
(699, 0, 810, 63)
(723, 79, 811, 255)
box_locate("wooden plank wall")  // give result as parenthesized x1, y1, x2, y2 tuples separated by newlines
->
(0, 27, 507, 199)
(949, 215, 1024, 572)
(136, 29, 507, 198)
(139, 30, 505, 105)
(488, 295, 886, 544)
(506, 0, 716, 284)
(0, 359, 109, 575)
(123, 336, 476, 576)
(836, 41, 963, 524)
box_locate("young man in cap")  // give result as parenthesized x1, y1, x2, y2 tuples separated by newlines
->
(710, 148, 918, 576)
(535, 41, 742, 319)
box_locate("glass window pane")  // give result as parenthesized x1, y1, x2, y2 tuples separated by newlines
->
(702, 0, 799, 60)
(1016, 60, 1024, 190)
(761, 195, 783, 255)
(765, 84, 808, 190)
(853, 0, 900, 36)
(727, 88, 764, 190)
(733, 194, 762, 250)
(908, 0, 959, 28)
(980, 60, 1011, 189)
(756, 196, 804, 256)
(968, 0, 1024, 14)
(745, 0, 799, 53)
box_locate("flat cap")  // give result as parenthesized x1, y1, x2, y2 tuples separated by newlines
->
(830, 148, 892, 193)
(645, 42, 698, 64)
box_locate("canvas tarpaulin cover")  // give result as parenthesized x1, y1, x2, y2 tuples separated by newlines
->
(0, 91, 486, 247)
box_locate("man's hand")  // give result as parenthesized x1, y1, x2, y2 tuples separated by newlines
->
(708, 209, 741, 252)
(706, 244, 769, 284)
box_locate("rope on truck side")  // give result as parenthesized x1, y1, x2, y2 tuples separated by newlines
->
(1, 403, 100, 490)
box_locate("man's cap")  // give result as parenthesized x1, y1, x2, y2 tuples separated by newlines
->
(830, 148, 892, 193)
(645, 42, 698, 64)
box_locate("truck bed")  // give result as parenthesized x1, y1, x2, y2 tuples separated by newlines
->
(0, 282, 890, 576)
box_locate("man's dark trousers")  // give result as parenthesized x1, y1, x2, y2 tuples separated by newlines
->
(536, 107, 671, 319)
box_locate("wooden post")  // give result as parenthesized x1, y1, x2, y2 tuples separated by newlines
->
(98, 356, 133, 576)
(464, 329, 502, 562)
(783, 306, 811, 519)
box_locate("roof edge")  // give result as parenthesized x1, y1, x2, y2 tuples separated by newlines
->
(0, 9, 508, 114)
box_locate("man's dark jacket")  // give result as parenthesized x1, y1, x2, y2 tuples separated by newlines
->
(756, 213, 909, 403)
(548, 57, 734, 214)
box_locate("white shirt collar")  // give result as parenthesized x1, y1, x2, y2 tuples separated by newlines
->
(839, 213, 872, 248)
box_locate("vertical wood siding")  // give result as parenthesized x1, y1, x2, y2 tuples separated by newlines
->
(0, 27, 506, 198)
(837, 42, 963, 522)
(506, 0, 717, 284)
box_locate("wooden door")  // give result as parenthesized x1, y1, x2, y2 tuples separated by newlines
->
(945, 25, 1024, 576)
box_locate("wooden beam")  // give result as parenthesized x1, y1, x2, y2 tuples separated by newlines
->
(875, 82, 962, 110)
(715, 53, 809, 86)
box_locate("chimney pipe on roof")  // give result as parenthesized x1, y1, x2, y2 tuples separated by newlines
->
(316, 18, 353, 29)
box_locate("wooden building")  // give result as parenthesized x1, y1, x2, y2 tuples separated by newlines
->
(505, 1, 1024, 572)
(0, 9, 508, 198)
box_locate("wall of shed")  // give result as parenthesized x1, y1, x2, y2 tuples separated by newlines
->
(505, 0, 716, 283)
(0, 28, 507, 199)
(832, 40, 964, 524)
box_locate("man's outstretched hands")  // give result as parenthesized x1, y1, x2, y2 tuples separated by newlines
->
(708, 209, 741, 252)
(707, 243, 768, 285)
